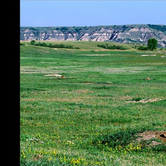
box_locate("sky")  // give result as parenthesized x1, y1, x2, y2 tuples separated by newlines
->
(20, 1, 166, 27)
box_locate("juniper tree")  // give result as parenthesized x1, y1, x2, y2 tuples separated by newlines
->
(147, 38, 157, 51)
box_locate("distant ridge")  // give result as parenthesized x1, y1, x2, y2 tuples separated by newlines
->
(20, 24, 166, 47)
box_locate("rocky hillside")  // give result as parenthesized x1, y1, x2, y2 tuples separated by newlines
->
(20, 24, 166, 47)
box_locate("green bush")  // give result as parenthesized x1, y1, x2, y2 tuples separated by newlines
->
(97, 44, 126, 50)
(138, 46, 148, 50)
(30, 40, 36, 45)
(32, 41, 77, 49)
(94, 129, 139, 148)
(20, 42, 25, 46)
(41, 42, 47, 47)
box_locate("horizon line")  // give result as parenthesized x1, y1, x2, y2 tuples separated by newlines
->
(20, 24, 166, 28)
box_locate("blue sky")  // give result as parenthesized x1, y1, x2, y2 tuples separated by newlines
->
(20, 1, 166, 27)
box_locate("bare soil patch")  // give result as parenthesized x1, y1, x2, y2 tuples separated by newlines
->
(75, 89, 93, 94)
(136, 131, 166, 146)
(126, 98, 162, 103)
(141, 55, 156, 57)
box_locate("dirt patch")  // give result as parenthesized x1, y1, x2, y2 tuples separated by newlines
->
(33, 154, 42, 161)
(145, 77, 152, 80)
(62, 89, 93, 94)
(136, 131, 166, 145)
(141, 55, 156, 57)
(42, 50, 49, 53)
(75, 89, 93, 93)
(118, 96, 132, 101)
(45, 74, 65, 78)
(126, 98, 162, 103)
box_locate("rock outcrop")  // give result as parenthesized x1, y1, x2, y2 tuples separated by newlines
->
(20, 24, 166, 47)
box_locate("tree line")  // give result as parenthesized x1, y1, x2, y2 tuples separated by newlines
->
(30, 40, 80, 49)
(97, 43, 127, 50)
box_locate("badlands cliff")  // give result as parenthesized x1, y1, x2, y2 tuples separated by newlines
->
(20, 24, 166, 47)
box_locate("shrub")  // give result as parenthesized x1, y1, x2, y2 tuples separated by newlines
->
(48, 43, 53, 47)
(96, 129, 138, 148)
(138, 45, 148, 50)
(41, 42, 47, 47)
(20, 42, 25, 46)
(92, 127, 153, 150)
(75, 47, 80, 49)
(32, 42, 76, 49)
(36, 42, 42, 46)
(97, 44, 126, 50)
(30, 40, 36, 45)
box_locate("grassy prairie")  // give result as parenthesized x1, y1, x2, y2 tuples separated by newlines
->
(20, 41, 166, 165)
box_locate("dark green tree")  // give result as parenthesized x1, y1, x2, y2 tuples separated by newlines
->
(147, 38, 157, 51)
(30, 40, 36, 45)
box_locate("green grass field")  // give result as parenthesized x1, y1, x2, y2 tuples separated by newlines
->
(20, 41, 166, 165)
